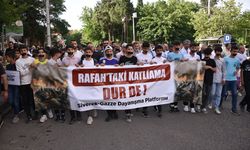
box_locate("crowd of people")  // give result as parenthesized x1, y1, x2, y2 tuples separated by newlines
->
(0, 39, 249, 126)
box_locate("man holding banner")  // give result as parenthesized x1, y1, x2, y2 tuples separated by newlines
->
(5, 50, 20, 123)
(16, 45, 35, 123)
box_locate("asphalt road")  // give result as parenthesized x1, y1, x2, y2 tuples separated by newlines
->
(0, 97, 249, 150)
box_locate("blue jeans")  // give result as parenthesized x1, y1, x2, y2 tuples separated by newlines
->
(225, 81, 238, 112)
(8, 85, 20, 114)
(211, 83, 223, 109)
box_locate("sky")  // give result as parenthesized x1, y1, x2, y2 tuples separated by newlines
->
(60, 0, 250, 30)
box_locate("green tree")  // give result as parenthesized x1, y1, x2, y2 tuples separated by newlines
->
(65, 30, 82, 45)
(81, 0, 134, 43)
(137, 0, 199, 43)
(0, 0, 26, 26)
(234, 11, 250, 45)
(192, 0, 242, 41)
(1, 0, 70, 45)
(200, 0, 218, 7)
(80, 7, 103, 44)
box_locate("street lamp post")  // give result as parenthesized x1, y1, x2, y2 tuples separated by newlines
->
(132, 12, 137, 42)
(46, 0, 51, 47)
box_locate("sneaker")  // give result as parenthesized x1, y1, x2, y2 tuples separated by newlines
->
(143, 113, 149, 118)
(183, 106, 189, 112)
(231, 110, 240, 116)
(60, 115, 65, 123)
(238, 92, 242, 97)
(12, 116, 19, 124)
(154, 106, 158, 112)
(157, 112, 162, 118)
(196, 105, 201, 113)
(208, 104, 212, 109)
(0, 120, 4, 128)
(87, 116, 93, 125)
(40, 115, 48, 123)
(47, 109, 53, 119)
(190, 108, 196, 113)
(174, 107, 180, 112)
(215, 108, 221, 115)
(239, 104, 245, 112)
(105, 116, 112, 122)
(93, 110, 98, 118)
(77, 116, 82, 121)
(169, 107, 175, 113)
(25, 116, 32, 124)
(202, 108, 208, 114)
(126, 116, 132, 123)
(69, 117, 76, 125)
(55, 115, 60, 122)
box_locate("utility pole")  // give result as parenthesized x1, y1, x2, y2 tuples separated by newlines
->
(46, 0, 51, 47)
(208, 0, 211, 17)
(132, 12, 137, 42)
(1, 24, 4, 51)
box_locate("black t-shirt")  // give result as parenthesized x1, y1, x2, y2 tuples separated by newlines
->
(6, 63, 17, 71)
(119, 56, 137, 65)
(92, 50, 103, 62)
(5, 48, 14, 55)
(202, 58, 216, 85)
(0, 63, 6, 92)
(241, 59, 250, 85)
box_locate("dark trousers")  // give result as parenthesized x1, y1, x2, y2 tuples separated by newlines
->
(142, 107, 148, 115)
(183, 101, 195, 108)
(125, 109, 131, 115)
(106, 110, 117, 117)
(240, 83, 250, 111)
(202, 83, 212, 109)
(219, 85, 227, 107)
(156, 105, 162, 113)
(20, 84, 35, 118)
(70, 110, 81, 119)
(8, 85, 20, 114)
(55, 109, 65, 117)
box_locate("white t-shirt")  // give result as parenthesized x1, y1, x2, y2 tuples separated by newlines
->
(236, 53, 247, 64)
(180, 48, 190, 55)
(64, 50, 83, 59)
(151, 56, 166, 64)
(116, 51, 124, 60)
(16, 56, 35, 85)
(136, 52, 153, 64)
(201, 51, 215, 59)
(82, 58, 95, 67)
(48, 58, 62, 66)
(184, 53, 200, 61)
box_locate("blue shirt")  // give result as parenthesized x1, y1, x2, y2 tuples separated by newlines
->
(167, 52, 184, 61)
(99, 57, 118, 65)
(224, 56, 240, 81)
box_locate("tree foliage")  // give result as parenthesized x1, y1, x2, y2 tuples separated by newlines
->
(1, 0, 70, 45)
(200, 0, 218, 7)
(192, 0, 249, 44)
(81, 0, 134, 43)
(0, 0, 27, 26)
(137, 0, 199, 43)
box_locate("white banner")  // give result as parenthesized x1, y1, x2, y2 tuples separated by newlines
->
(6, 70, 21, 86)
(67, 63, 176, 111)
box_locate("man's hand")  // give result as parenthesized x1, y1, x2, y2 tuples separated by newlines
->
(1, 91, 8, 103)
